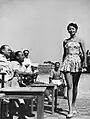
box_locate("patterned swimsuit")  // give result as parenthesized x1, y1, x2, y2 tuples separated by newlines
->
(61, 40, 82, 72)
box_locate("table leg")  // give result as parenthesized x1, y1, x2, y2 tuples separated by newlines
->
(37, 94, 44, 119)
(1, 74, 5, 88)
(55, 89, 57, 111)
(0, 99, 3, 119)
(52, 87, 55, 114)
(31, 99, 33, 113)
(0, 73, 5, 119)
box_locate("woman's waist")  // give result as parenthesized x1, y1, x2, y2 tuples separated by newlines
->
(66, 54, 81, 60)
(67, 53, 80, 56)
(67, 49, 80, 55)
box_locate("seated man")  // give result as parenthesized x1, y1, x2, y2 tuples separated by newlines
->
(49, 62, 64, 83)
(23, 49, 32, 73)
(0, 45, 14, 118)
(23, 50, 39, 83)
(49, 62, 66, 97)
(11, 51, 35, 86)
(0, 45, 35, 119)
(31, 63, 39, 82)
(0, 45, 14, 86)
(11, 51, 36, 118)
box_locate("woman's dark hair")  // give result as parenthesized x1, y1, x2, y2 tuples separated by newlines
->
(67, 23, 78, 31)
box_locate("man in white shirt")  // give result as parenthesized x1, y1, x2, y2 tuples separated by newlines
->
(0, 45, 13, 87)
(0, 45, 34, 119)
(11, 51, 35, 118)
(12, 51, 36, 86)
(23, 50, 39, 83)
(23, 50, 32, 73)
(0, 45, 16, 118)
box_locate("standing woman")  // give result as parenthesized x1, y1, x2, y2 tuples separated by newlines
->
(61, 23, 87, 118)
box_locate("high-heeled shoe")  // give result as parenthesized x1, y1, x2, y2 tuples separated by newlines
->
(66, 113, 73, 118)
(73, 110, 78, 114)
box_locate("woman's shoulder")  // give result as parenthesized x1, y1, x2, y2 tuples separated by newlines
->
(75, 36, 84, 44)
(63, 38, 70, 44)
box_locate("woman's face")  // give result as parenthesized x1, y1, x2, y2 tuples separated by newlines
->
(68, 25, 77, 36)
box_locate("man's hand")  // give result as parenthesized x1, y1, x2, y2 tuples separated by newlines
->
(0, 67, 3, 72)
(82, 61, 87, 68)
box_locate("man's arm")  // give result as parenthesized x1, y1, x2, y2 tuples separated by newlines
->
(14, 69, 34, 77)
(49, 70, 54, 83)
(11, 61, 34, 77)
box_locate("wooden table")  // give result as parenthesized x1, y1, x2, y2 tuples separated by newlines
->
(0, 87, 46, 119)
(31, 83, 57, 114)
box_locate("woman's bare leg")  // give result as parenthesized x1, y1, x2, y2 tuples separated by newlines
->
(72, 72, 81, 108)
(64, 73, 73, 114)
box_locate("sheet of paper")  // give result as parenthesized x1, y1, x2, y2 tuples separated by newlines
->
(52, 80, 63, 85)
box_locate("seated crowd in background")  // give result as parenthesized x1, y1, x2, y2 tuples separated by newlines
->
(0, 45, 39, 119)
(0, 44, 66, 119)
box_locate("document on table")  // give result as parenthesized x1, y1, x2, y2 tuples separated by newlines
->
(52, 80, 62, 85)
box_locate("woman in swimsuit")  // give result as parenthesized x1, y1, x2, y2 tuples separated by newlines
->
(61, 23, 87, 118)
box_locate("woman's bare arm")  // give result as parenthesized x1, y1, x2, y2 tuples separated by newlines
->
(62, 40, 67, 62)
(79, 39, 87, 67)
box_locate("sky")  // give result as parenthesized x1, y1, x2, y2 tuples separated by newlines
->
(0, 0, 90, 63)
